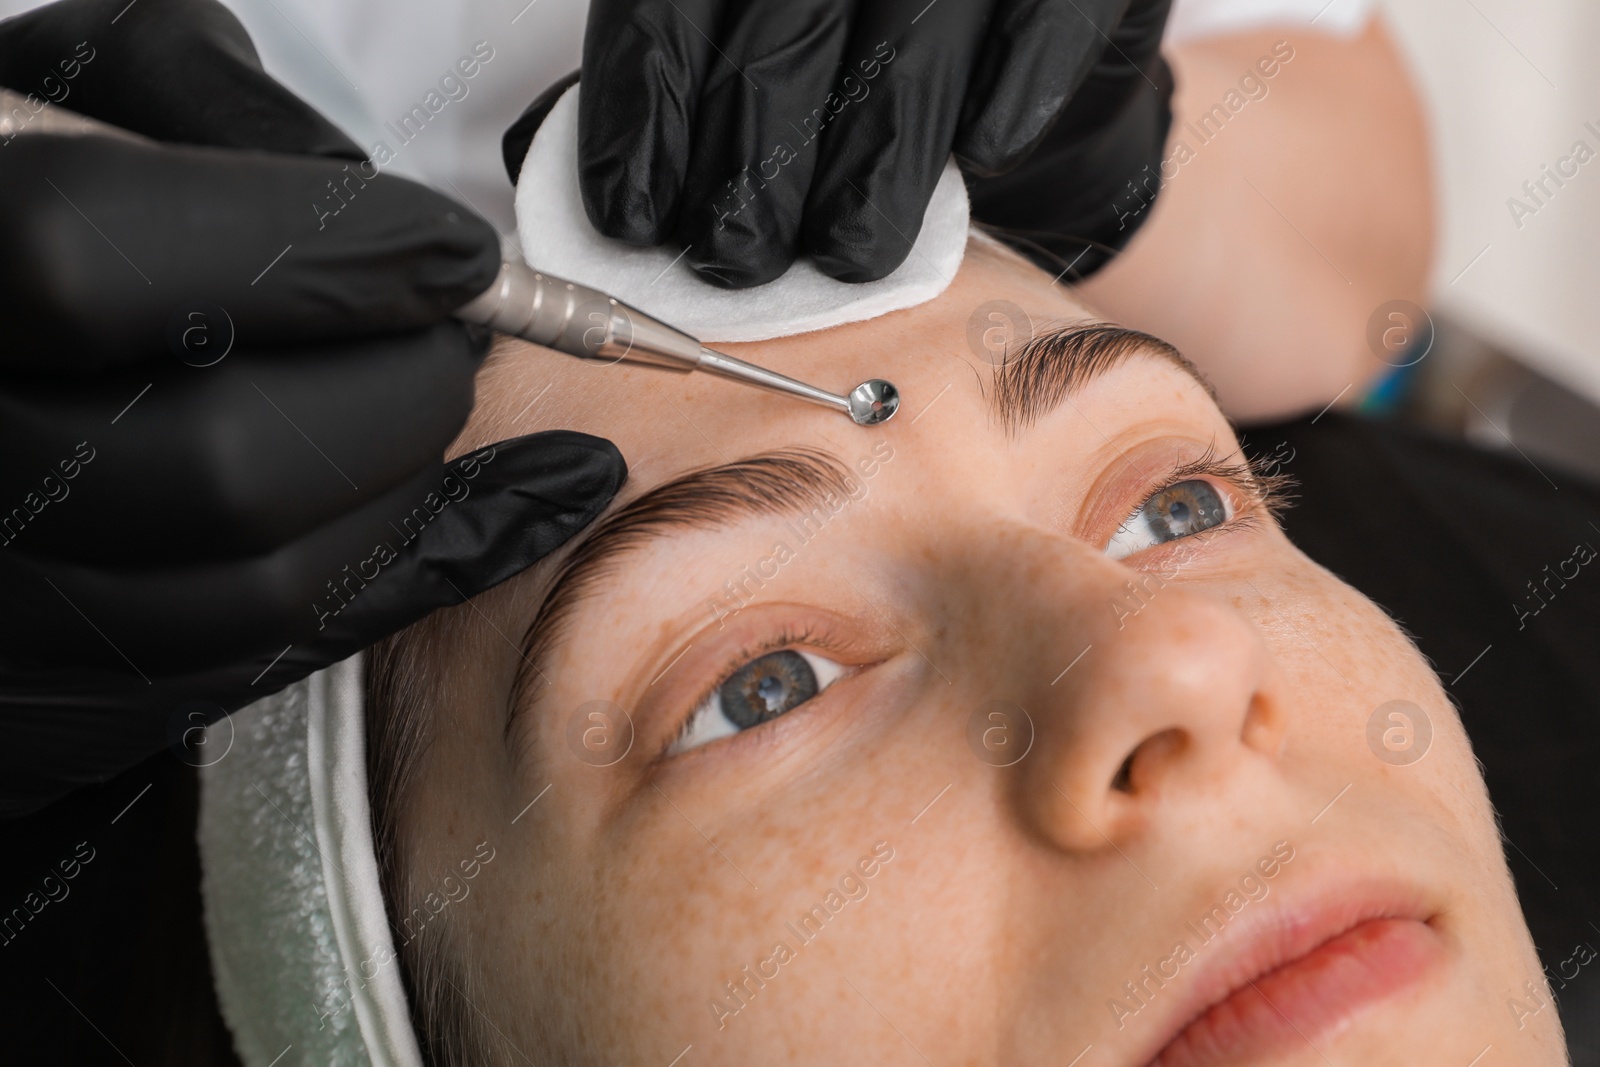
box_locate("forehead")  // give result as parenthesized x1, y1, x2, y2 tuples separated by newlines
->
(450, 240, 1199, 497)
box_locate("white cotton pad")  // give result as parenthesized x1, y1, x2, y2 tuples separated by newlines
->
(513, 84, 969, 343)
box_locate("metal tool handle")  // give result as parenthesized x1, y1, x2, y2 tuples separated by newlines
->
(0, 88, 149, 143)
(457, 238, 859, 416)
(455, 238, 704, 374)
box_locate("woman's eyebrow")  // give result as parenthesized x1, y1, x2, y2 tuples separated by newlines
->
(508, 448, 857, 727)
(992, 322, 1212, 433)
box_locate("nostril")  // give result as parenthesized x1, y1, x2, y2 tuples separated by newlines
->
(1111, 754, 1135, 793)
(1112, 728, 1188, 794)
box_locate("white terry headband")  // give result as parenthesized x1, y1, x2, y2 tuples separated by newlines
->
(198, 83, 977, 1067)
(200, 656, 423, 1067)
(514, 84, 970, 342)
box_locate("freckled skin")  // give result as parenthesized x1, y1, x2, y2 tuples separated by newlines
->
(394, 238, 1566, 1066)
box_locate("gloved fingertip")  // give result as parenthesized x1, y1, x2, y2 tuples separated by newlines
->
(418, 204, 503, 314)
(539, 431, 629, 502)
(686, 259, 786, 289)
(577, 62, 690, 245)
(462, 322, 495, 360)
(954, 87, 1072, 179)
(579, 168, 675, 246)
(684, 237, 794, 290)
(419, 432, 626, 592)
(468, 429, 628, 506)
(951, 128, 1030, 180)
(801, 180, 920, 283)
(813, 250, 907, 284)
(675, 155, 805, 289)
(806, 219, 912, 282)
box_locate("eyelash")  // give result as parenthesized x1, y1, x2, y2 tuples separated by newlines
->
(660, 449, 1293, 758)
(1121, 444, 1294, 546)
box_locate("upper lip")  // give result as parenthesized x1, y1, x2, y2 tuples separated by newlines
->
(1130, 870, 1440, 1066)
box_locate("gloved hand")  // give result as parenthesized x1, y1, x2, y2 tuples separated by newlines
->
(503, 0, 1173, 289)
(964, 0, 1175, 281)
(0, 0, 626, 816)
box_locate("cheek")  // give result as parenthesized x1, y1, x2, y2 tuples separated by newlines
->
(1251, 547, 1498, 848)
(1243, 540, 1437, 706)
(486, 714, 977, 1061)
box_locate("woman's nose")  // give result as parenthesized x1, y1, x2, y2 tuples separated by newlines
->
(953, 525, 1289, 854)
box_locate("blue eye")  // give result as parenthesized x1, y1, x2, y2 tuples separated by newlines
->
(670, 649, 845, 754)
(1105, 479, 1231, 560)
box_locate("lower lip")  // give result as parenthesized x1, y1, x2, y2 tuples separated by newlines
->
(1152, 918, 1444, 1067)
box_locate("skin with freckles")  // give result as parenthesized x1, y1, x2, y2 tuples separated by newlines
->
(383, 236, 1566, 1066)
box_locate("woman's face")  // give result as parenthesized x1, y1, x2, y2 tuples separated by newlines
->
(394, 239, 1563, 1065)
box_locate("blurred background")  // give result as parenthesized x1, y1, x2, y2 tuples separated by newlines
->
(1376, 0, 1600, 480)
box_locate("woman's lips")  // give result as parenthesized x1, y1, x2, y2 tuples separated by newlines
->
(1150, 918, 1442, 1066)
(1138, 883, 1447, 1067)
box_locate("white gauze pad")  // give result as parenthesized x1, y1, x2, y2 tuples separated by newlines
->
(514, 84, 969, 343)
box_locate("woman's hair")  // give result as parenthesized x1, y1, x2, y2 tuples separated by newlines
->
(366, 616, 479, 1067)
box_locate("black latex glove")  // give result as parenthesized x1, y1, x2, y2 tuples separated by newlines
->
(0, 0, 627, 816)
(503, 0, 1173, 289)
(964, 0, 1175, 280)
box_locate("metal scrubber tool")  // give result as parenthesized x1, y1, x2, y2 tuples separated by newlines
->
(457, 239, 900, 426)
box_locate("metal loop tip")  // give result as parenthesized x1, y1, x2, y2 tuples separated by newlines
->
(848, 380, 899, 426)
